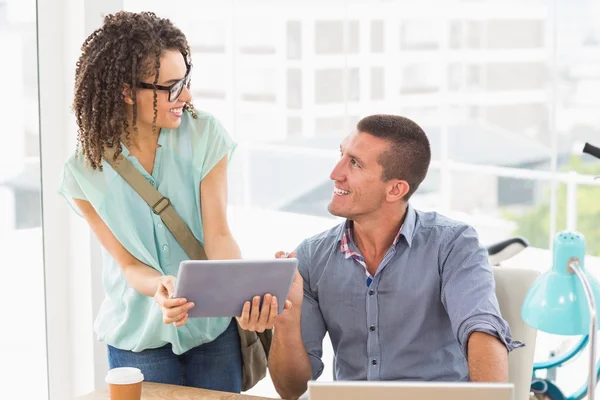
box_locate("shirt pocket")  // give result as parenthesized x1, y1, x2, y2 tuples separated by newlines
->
(316, 278, 367, 326)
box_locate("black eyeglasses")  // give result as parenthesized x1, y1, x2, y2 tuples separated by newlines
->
(137, 64, 192, 103)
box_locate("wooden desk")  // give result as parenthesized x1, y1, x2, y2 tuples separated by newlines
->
(76, 382, 277, 400)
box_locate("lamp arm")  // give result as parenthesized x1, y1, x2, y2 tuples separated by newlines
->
(533, 335, 589, 371)
(570, 261, 597, 400)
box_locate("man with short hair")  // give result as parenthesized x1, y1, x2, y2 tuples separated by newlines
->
(269, 115, 522, 400)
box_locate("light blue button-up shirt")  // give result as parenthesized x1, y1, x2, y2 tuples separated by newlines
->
(296, 204, 522, 382)
(58, 109, 236, 354)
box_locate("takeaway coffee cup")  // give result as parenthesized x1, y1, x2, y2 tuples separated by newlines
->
(105, 367, 144, 400)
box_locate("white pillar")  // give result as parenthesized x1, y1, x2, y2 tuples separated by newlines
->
(83, 0, 124, 392)
(38, 0, 123, 398)
(38, 0, 76, 397)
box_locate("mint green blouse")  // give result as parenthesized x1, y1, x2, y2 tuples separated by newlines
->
(58, 109, 236, 354)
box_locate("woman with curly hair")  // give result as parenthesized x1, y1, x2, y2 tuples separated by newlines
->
(58, 11, 279, 392)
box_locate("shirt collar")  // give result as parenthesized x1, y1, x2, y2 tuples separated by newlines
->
(400, 203, 417, 247)
(337, 203, 417, 251)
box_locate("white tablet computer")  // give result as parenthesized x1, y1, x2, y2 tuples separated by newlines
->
(173, 258, 298, 318)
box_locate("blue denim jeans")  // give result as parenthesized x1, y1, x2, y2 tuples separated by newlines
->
(107, 318, 242, 393)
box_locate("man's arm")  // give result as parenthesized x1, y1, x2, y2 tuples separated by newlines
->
(270, 304, 313, 399)
(467, 332, 508, 382)
(440, 224, 521, 381)
(269, 246, 328, 400)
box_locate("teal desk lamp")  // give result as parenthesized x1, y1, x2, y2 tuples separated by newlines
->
(522, 231, 600, 400)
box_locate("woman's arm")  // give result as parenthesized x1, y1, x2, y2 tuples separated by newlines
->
(73, 198, 193, 326)
(74, 198, 162, 295)
(200, 154, 282, 331)
(200, 154, 242, 260)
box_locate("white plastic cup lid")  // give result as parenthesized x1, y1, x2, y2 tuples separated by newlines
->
(105, 367, 144, 385)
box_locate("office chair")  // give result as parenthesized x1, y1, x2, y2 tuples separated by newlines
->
(493, 265, 540, 400)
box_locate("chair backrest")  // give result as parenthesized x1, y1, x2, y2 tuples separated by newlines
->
(493, 267, 540, 400)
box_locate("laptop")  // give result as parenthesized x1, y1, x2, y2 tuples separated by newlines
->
(308, 381, 514, 400)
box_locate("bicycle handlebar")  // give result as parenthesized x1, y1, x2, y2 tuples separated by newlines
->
(583, 142, 600, 160)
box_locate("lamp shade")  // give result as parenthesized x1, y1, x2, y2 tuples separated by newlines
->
(521, 231, 600, 335)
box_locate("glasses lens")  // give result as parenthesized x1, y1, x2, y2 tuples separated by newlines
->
(169, 80, 184, 102)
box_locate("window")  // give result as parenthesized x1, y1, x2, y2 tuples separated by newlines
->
(348, 20, 359, 53)
(402, 107, 439, 128)
(193, 61, 228, 100)
(485, 103, 549, 140)
(487, 19, 544, 49)
(315, 69, 344, 104)
(187, 20, 226, 53)
(315, 20, 344, 55)
(287, 117, 303, 138)
(370, 20, 384, 53)
(400, 63, 440, 94)
(237, 19, 276, 54)
(238, 68, 277, 103)
(466, 20, 484, 49)
(347, 68, 360, 102)
(347, 114, 361, 131)
(448, 63, 464, 92)
(287, 68, 302, 109)
(484, 62, 547, 91)
(449, 21, 463, 49)
(287, 20, 302, 60)
(1, 0, 47, 398)
(400, 20, 440, 50)
(467, 65, 482, 88)
(370, 67, 384, 100)
(316, 116, 345, 134)
(448, 63, 483, 92)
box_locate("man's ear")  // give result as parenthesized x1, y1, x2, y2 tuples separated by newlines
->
(122, 84, 134, 105)
(387, 180, 410, 203)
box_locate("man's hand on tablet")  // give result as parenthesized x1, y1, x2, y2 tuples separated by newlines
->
(275, 251, 303, 311)
(236, 293, 284, 332)
(236, 251, 299, 332)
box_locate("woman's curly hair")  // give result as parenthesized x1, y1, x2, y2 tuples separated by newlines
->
(73, 11, 196, 170)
